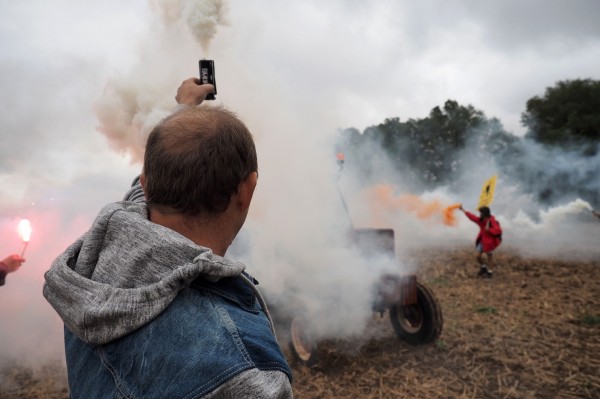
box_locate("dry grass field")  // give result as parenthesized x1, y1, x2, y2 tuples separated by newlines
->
(1, 247, 599, 398)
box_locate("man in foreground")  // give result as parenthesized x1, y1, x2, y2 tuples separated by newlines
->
(44, 78, 292, 398)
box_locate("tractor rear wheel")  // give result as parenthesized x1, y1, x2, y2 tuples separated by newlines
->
(389, 282, 443, 345)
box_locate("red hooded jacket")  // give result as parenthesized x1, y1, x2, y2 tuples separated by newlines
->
(464, 211, 502, 252)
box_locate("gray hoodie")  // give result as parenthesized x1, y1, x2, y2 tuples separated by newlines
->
(43, 183, 246, 346)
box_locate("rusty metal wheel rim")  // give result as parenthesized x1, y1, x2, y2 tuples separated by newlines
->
(290, 318, 313, 362)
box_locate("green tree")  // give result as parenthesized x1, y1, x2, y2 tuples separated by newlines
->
(400, 100, 487, 188)
(522, 79, 600, 146)
(337, 100, 506, 190)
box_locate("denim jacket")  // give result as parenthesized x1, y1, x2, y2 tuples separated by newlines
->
(64, 277, 291, 398)
(44, 178, 292, 398)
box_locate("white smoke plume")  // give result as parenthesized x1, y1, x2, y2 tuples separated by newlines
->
(93, 0, 398, 340)
(91, 0, 600, 340)
(154, 0, 229, 51)
(1, 0, 599, 387)
(95, 0, 228, 162)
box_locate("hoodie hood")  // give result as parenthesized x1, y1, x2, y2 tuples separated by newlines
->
(43, 200, 245, 345)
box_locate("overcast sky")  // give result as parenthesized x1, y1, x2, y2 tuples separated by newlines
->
(1, 0, 599, 362)
(1, 0, 599, 214)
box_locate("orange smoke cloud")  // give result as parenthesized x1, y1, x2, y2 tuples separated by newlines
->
(443, 203, 462, 226)
(367, 184, 461, 226)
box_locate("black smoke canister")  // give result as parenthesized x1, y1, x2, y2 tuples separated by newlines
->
(199, 59, 217, 100)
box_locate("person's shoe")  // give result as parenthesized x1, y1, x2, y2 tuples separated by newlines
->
(483, 270, 493, 278)
(477, 267, 488, 277)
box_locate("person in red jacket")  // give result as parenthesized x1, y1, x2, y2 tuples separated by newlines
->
(460, 205, 502, 278)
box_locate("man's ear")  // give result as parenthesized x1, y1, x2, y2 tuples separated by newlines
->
(237, 172, 258, 212)
(139, 173, 149, 200)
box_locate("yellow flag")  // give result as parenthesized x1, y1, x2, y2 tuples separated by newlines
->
(478, 175, 497, 208)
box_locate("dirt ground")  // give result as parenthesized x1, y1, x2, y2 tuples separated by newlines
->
(2, 247, 599, 398)
(287, 247, 600, 399)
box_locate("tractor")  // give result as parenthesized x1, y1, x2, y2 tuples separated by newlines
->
(284, 155, 445, 364)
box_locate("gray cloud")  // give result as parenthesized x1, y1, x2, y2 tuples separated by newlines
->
(469, 1, 600, 49)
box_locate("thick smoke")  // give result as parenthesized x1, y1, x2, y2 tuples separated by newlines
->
(154, 0, 229, 51)
(225, 120, 410, 341)
(95, 0, 228, 162)
(4, 0, 598, 371)
(93, 0, 402, 342)
(0, 211, 92, 366)
(1, 3, 599, 392)
(501, 138, 600, 209)
(334, 121, 600, 268)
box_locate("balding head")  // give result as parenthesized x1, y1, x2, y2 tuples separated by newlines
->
(143, 105, 257, 216)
